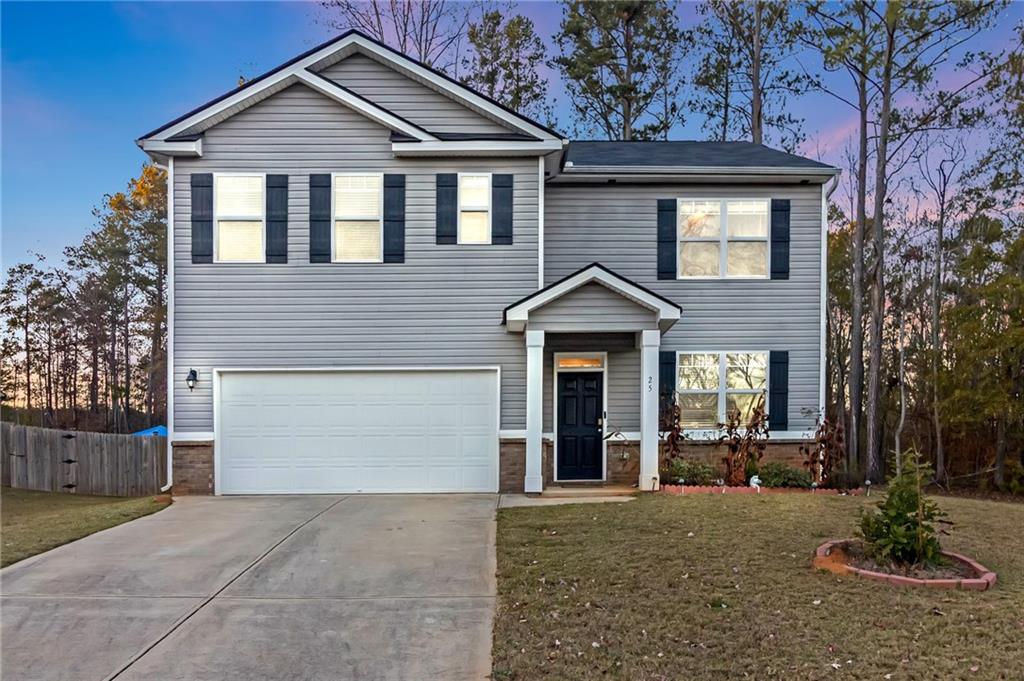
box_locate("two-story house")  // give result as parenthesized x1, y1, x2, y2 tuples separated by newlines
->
(138, 31, 838, 496)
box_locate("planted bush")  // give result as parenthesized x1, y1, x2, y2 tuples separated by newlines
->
(859, 451, 947, 566)
(758, 461, 811, 488)
(717, 394, 769, 486)
(663, 458, 717, 486)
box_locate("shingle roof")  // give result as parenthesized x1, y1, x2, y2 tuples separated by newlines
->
(564, 141, 836, 172)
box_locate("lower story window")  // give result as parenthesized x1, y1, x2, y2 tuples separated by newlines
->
(676, 351, 767, 427)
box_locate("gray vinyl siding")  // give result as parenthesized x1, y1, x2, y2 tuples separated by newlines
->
(172, 83, 538, 432)
(541, 334, 640, 433)
(544, 183, 823, 432)
(318, 54, 513, 135)
(529, 282, 658, 332)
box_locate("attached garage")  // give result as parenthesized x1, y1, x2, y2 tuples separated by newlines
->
(215, 369, 499, 494)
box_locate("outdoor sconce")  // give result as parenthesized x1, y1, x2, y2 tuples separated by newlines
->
(186, 369, 198, 392)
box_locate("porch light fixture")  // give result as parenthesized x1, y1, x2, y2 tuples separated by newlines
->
(185, 369, 198, 392)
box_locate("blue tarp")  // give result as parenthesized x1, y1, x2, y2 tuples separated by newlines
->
(132, 425, 168, 437)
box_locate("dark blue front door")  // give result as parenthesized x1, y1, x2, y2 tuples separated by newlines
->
(557, 372, 603, 480)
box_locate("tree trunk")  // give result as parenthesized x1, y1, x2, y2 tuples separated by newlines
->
(932, 198, 946, 483)
(993, 416, 1006, 488)
(894, 293, 906, 476)
(622, 16, 634, 141)
(865, 17, 896, 484)
(750, 2, 763, 145)
(848, 56, 869, 478)
(22, 295, 32, 410)
(89, 343, 100, 412)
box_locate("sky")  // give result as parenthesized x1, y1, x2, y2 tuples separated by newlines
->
(2, 0, 1022, 269)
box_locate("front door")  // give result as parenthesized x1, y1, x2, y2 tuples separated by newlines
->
(556, 371, 604, 480)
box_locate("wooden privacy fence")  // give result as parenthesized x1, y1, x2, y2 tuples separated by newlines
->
(1, 423, 167, 496)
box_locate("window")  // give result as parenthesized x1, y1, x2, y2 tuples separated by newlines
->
(676, 352, 768, 427)
(333, 174, 382, 262)
(331, 174, 385, 261)
(557, 356, 604, 369)
(215, 175, 264, 262)
(458, 173, 491, 243)
(677, 199, 768, 278)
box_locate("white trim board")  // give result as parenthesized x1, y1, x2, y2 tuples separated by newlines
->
(552, 352, 609, 483)
(505, 264, 681, 333)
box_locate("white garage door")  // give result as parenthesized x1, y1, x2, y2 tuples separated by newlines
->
(217, 370, 498, 494)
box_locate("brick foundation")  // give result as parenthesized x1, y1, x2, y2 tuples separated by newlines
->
(172, 441, 214, 495)
(499, 439, 642, 492)
(661, 440, 806, 474)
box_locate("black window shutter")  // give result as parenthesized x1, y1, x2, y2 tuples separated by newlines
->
(383, 174, 406, 263)
(770, 199, 791, 280)
(265, 175, 288, 263)
(491, 174, 513, 245)
(659, 350, 677, 416)
(657, 199, 676, 280)
(768, 351, 789, 430)
(190, 174, 213, 264)
(436, 174, 458, 244)
(309, 174, 331, 263)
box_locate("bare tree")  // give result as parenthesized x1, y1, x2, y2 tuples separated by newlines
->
(319, 0, 478, 73)
(917, 137, 966, 484)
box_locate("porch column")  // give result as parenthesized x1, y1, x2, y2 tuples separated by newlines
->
(524, 329, 545, 493)
(639, 329, 661, 491)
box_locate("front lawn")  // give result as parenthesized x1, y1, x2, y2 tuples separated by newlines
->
(493, 493, 1024, 680)
(1, 487, 171, 567)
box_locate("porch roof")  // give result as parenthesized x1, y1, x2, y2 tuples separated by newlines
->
(503, 263, 681, 333)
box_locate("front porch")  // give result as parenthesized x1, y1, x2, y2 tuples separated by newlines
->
(503, 264, 682, 494)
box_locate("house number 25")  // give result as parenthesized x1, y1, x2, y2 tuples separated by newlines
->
(648, 376, 654, 392)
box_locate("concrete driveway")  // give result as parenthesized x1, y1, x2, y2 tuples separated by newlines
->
(0, 495, 496, 681)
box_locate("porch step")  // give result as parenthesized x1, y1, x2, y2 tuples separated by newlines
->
(542, 485, 636, 498)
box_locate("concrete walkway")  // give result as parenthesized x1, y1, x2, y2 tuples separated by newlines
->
(0, 495, 497, 681)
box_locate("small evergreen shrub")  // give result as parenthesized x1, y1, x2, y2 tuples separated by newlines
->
(758, 461, 811, 488)
(664, 458, 717, 486)
(859, 451, 947, 566)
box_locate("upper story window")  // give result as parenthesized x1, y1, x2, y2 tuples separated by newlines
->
(458, 173, 491, 244)
(678, 199, 769, 278)
(676, 351, 768, 427)
(334, 174, 382, 262)
(215, 175, 264, 263)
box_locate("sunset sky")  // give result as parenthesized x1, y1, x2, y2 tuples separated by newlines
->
(3, 0, 1021, 268)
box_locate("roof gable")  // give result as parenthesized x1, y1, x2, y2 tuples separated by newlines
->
(504, 264, 681, 333)
(316, 53, 516, 136)
(138, 30, 563, 147)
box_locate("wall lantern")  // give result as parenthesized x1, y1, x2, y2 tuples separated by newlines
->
(186, 369, 198, 392)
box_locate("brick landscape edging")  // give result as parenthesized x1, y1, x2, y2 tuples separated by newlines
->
(812, 539, 997, 591)
(660, 484, 865, 496)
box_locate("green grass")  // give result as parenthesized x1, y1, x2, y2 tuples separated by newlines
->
(1, 487, 171, 568)
(493, 493, 1024, 680)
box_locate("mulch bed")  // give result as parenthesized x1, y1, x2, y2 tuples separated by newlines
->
(813, 538, 997, 590)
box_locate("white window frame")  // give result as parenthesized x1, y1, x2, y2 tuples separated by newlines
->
(331, 172, 384, 264)
(457, 172, 492, 245)
(675, 351, 769, 427)
(676, 198, 770, 280)
(213, 172, 266, 264)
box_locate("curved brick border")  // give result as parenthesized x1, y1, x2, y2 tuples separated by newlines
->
(813, 539, 997, 591)
(660, 484, 864, 496)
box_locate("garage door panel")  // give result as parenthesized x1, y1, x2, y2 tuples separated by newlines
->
(218, 370, 498, 494)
